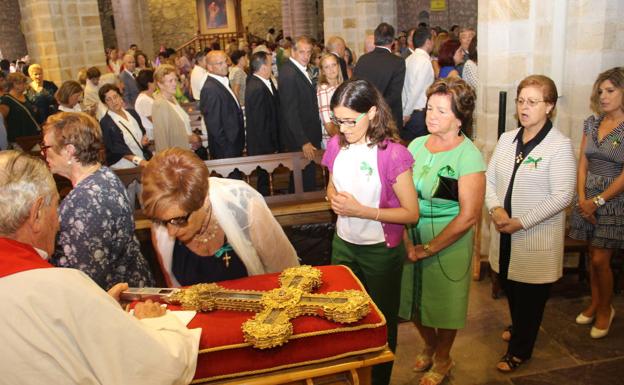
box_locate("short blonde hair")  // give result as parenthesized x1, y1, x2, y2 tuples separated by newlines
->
(0, 151, 57, 236)
(141, 148, 209, 218)
(153, 64, 177, 87)
(43, 112, 103, 166)
(27, 63, 43, 78)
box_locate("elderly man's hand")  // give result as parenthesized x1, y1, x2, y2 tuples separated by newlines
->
(133, 299, 167, 319)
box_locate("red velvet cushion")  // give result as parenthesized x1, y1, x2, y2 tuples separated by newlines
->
(178, 265, 387, 382)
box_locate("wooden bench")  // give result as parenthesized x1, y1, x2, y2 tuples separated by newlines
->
(114, 151, 333, 230)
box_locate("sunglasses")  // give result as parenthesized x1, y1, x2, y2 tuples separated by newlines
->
(151, 212, 192, 227)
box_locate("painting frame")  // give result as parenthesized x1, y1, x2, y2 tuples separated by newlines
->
(197, 0, 236, 33)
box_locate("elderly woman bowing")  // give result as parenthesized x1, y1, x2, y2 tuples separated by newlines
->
(141, 148, 299, 287)
(486, 75, 576, 372)
(42, 112, 154, 290)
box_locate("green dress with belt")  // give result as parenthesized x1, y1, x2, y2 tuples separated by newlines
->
(399, 135, 485, 329)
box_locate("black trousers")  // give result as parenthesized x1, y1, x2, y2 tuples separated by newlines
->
(401, 109, 427, 142)
(500, 277, 552, 360)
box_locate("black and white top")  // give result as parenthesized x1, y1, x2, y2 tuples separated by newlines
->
(569, 115, 624, 249)
(485, 125, 576, 284)
(50, 167, 154, 290)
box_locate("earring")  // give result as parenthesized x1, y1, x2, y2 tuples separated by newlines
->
(67, 160, 72, 165)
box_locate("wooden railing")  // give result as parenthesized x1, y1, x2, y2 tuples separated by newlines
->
(176, 32, 244, 53)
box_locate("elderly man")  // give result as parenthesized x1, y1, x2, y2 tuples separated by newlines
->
(200, 50, 244, 159)
(0, 150, 200, 384)
(120, 53, 139, 108)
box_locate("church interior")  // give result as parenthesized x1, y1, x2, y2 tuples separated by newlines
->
(1, 0, 623, 384)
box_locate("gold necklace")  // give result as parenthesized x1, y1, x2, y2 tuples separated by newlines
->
(193, 205, 219, 244)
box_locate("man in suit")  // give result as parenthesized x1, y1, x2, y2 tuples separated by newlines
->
(120, 53, 139, 109)
(245, 51, 280, 195)
(278, 36, 322, 192)
(326, 36, 349, 81)
(353, 22, 406, 131)
(199, 50, 244, 160)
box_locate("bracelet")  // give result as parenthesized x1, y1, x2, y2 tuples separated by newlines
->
(488, 206, 502, 216)
(131, 156, 142, 166)
(374, 208, 380, 221)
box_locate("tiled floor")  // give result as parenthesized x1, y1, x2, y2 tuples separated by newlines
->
(390, 273, 624, 385)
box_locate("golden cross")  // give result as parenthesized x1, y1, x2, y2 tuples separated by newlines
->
(170, 266, 371, 349)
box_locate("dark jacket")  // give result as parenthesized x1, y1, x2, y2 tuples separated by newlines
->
(199, 75, 244, 159)
(119, 70, 139, 109)
(100, 109, 146, 166)
(277, 59, 321, 151)
(353, 47, 406, 130)
(244, 75, 280, 155)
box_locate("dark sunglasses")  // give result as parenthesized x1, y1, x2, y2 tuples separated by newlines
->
(151, 212, 192, 227)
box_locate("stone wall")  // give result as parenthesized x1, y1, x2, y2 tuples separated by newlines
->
(19, 0, 107, 83)
(0, 0, 28, 60)
(397, 0, 477, 32)
(242, 0, 282, 40)
(282, 0, 320, 40)
(112, 0, 155, 56)
(324, 0, 397, 59)
(97, 0, 117, 50)
(148, 0, 199, 50)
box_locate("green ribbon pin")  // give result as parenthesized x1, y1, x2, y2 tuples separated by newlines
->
(360, 161, 373, 177)
(523, 156, 542, 168)
(215, 244, 233, 259)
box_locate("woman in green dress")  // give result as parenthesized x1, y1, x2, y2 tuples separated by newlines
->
(401, 77, 485, 385)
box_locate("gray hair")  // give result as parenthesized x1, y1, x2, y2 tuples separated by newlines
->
(0, 151, 58, 236)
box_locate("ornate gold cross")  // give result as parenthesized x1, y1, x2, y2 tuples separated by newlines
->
(170, 266, 371, 349)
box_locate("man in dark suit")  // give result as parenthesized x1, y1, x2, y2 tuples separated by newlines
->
(278, 36, 322, 192)
(120, 53, 139, 109)
(199, 50, 244, 160)
(353, 22, 406, 131)
(245, 51, 280, 195)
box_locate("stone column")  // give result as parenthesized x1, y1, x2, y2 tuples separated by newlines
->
(282, 0, 319, 39)
(323, 0, 397, 60)
(476, 0, 624, 255)
(19, 0, 107, 84)
(111, 0, 154, 55)
(0, 0, 28, 60)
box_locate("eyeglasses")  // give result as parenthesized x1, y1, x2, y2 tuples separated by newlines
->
(151, 212, 192, 227)
(330, 112, 366, 127)
(40, 142, 53, 158)
(515, 98, 545, 107)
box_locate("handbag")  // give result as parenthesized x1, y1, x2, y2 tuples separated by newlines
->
(117, 118, 152, 161)
(432, 175, 459, 201)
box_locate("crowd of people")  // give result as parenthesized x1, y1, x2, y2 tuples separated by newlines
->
(0, 19, 622, 385)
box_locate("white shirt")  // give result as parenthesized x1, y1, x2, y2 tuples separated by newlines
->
(402, 48, 434, 116)
(58, 104, 82, 113)
(333, 143, 384, 244)
(134, 93, 154, 140)
(0, 267, 200, 385)
(207, 73, 239, 106)
(289, 57, 311, 84)
(254, 74, 274, 94)
(108, 109, 144, 169)
(169, 99, 193, 135)
(190, 65, 208, 101)
(83, 80, 99, 113)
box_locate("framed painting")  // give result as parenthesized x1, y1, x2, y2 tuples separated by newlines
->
(197, 0, 236, 33)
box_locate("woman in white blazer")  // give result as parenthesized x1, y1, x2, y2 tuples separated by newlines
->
(485, 75, 576, 372)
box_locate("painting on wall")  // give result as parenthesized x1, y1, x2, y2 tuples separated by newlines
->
(197, 0, 236, 33)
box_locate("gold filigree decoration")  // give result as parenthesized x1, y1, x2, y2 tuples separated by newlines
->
(169, 266, 371, 349)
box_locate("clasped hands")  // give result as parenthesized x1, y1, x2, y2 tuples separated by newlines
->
(490, 207, 523, 234)
(107, 282, 167, 320)
(577, 198, 598, 225)
(330, 191, 366, 218)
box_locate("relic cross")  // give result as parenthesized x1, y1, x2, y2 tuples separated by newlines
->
(170, 265, 371, 349)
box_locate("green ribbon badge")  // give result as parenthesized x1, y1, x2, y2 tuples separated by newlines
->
(523, 156, 542, 169)
(214, 244, 233, 259)
(360, 161, 373, 177)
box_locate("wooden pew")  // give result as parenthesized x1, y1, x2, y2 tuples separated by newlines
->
(115, 151, 333, 230)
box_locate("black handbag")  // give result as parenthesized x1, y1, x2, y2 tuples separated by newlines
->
(432, 165, 459, 201)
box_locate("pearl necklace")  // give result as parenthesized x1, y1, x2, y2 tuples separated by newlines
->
(193, 205, 219, 244)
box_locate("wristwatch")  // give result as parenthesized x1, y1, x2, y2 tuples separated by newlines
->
(592, 195, 606, 207)
(423, 243, 433, 257)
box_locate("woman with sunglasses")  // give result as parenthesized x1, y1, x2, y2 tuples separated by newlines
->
(321, 79, 419, 385)
(42, 112, 154, 290)
(400, 78, 484, 385)
(486, 75, 576, 372)
(141, 147, 299, 287)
